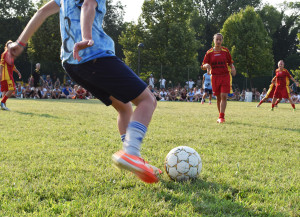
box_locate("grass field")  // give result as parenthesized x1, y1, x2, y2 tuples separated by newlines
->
(0, 99, 299, 216)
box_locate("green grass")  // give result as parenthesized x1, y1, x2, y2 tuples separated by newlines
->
(0, 99, 299, 216)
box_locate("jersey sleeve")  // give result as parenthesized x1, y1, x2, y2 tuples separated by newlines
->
(285, 69, 292, 78)
(54, 0, 61, 7)
(226, 50, 233, 65)
(201, 52, 210, 70)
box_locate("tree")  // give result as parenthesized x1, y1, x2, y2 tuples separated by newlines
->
(120, 0, 199, 84)
(104, 0, 126, 58)
(259, 3, 300, 69)
(191, 0, 261, 62)
(221, 6, 274, 88)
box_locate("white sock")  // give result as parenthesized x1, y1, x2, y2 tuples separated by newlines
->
(123, 121, 147, 157)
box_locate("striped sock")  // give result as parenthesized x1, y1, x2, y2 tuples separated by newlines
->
(1, 95, 8, 104)
(123, 121, 147, 157)
(121, 134, 126, 143)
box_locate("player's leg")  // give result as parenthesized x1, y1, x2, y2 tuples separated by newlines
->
(216, 94, 221, 113)
(201, 92, 206, 104)
(110, 96, 133, 142)
(287, 97, 296, 110)
(1, 90, 13, 110)
(217, 92, 227, 123)
(275, 98, 281, 106)
(271, 97, 277, 111)
(257, 97, 266, 107)
(209, 93, 212, 104)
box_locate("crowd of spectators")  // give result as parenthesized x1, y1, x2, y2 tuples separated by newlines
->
(1, 73, 299, 104)
(0, 75, 92, 100)
(147, 77, 300, 104)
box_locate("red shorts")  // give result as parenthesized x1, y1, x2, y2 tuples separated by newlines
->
(1, 79, 15, 92)
(274, 86, 290, 99)
(211, 74, 231, 96)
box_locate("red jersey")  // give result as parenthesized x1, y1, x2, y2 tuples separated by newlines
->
(202, 47, 233, 75)
(275, 68, 291, 87)
(1, 50, 15, 81)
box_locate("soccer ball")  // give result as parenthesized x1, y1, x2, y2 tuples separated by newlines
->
(164, 146, 202, 181)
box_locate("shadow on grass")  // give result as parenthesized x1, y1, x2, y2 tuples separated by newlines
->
(14, 111, 59, 119)
(230, 121, 300, 134)
(157, 178, 286, 217)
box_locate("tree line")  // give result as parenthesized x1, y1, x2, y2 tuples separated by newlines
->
(0, 0, 299, 89)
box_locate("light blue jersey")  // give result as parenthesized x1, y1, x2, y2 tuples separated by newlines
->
(54, 0, 115, 64)
(203, 73, 212, 90)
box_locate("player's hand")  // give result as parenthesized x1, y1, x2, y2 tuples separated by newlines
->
(18, 74, 22, 79)
(73, 39, 94, 62)
(8, 42, 24, 59)
(231, 67, 236, 76)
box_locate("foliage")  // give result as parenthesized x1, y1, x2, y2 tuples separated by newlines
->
(191, 0, 261, 62)
(221, 6, 274, 87)
(0, 99, 299, 216)
(120, 0, 199, 84)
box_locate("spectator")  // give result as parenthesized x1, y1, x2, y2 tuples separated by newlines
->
(159, 76, 166, 89)
(180, 88, 187, 101)
(61, 84, 73, 99)
(260, 88, 267, 101)
(159, 88, 168, 101)
(54, 78, 61, 88)
(187, 89, 194, 102)
(24, 85, 31, 98)
(168, 88, 176, 101)
(15, 84, 23, 98)
(45, 75, 53, 89)
(52, 86, 61, 99)
(186, 79, 195, 90)
(196, 75, 202, 88)
(76, 86, 86, 99)
(148, 74, 155, 88)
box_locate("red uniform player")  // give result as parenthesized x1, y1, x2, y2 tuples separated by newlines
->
(271, 60, 299, 111)
(1, 41, 22, 111)
(201, 33, 236, 123)
(256, 77, 282, 107)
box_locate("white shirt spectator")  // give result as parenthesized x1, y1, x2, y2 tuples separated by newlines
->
(149, 75, 155, 87)
(159, 78, 166, 89)
(159, 90, 168, 101)
(186, 80, 195, 89)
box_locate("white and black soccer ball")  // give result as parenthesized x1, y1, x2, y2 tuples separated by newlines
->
(164, 146, 202, 181)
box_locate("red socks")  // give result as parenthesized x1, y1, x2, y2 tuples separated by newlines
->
(258, 100, 263, 106)
(1, 95, 8, 104)
(272, 104, 275, 108)
(292, 104, 295, 109)
(219, 113, 225, 119)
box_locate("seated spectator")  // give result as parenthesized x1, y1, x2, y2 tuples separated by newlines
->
(260, 88, 267, 101)
(233, 89, 240, 101)
(54, 78, 61, 88)
(255, 89, 260, 102)
(24, 85, 31, 98)
(61, 84, 74, 99)
(52, 86, 61, 99)
(76, 86, 86, 99)
(168, 88, 176, 101)
(45, 75, 53, 89)
(15, 84, 23, 98)
(180, 88, 187, 101)
(159, 88, 168, 101)
(240, 90, 246, 101)
(42, 86, 52, 99)
(187, 89, 194, 102)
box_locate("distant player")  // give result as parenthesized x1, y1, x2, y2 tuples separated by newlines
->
(201, 69, 212, 104)
(9, 0, 161, 183)
(256, 78, 281, 107)
(271, 60, 299, 111)
(0, 40, 22, 111)
(201, 33, 236, 123)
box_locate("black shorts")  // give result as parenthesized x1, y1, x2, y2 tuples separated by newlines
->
(63, 56, 147, 106)
(204, 88, 212, 94)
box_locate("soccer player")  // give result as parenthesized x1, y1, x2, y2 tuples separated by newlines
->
(256, 78, 281, 107)
(201, 69, 213, 104)
(9, 0, 160, 183)
(201, 33, 236, 123)
(0, 40, 22, 111)
(271, 60, 299, 111)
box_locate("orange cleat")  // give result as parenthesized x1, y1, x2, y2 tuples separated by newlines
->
(217, 118, 225, 123)
(112, 150, 160, 183)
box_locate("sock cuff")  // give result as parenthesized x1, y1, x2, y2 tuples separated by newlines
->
(121, 134, 126, 142)
(128, 121, 147, 134)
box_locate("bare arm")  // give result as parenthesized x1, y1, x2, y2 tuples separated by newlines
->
(73, 0, 97, 61)
(230, 64, 236, 76)
(9, 1, 60, 58)
(290, 77, 299, 86)
(13, 67, 22, 79)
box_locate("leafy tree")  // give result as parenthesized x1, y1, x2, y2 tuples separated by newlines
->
(191, 0, 261, 62)
(221, 6, 274, 88)
(104, 0, 126, 58)
(120, 0, 199, 84)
